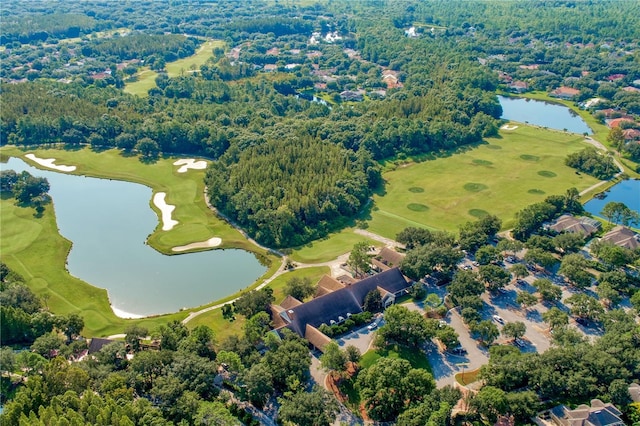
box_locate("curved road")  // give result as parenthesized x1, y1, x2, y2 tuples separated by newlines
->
(579, 136, 624, 196)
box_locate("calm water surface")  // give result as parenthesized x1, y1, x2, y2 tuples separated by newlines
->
(3, 157, 266, 316)
(499, 95, 592, 134)
(584, 179, 640, 218)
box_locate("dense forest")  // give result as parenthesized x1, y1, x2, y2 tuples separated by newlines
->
(206, 138, 380, 247)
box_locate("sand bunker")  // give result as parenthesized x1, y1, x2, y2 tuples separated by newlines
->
(173, 158, 207, 173)
(153, 192, 178, 231)
(172, 237, 222, 252)
(500, 124, 519, 131)
(25, 153, 76, 172)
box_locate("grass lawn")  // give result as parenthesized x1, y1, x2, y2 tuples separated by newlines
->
(125, 38, 224, 96)
(360, 344, 432, 374)
(123, 67, 159, 97)
(166, 39, 224, 77)
(290, 228, 378, 264)
(0, 146, 279, 337)
(367, 124, 601, 237)
(268, 266, 330, 304)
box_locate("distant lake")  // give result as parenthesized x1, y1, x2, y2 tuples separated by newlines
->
(584, 179, 640, 218)
(3, 157, 267, 317)
(499, 95, 592, 134)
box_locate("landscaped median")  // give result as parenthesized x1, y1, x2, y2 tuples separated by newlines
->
(0, 146, 280, 337)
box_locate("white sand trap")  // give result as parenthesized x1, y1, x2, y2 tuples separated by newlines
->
(173, 158, 207, 173)
(25, 153, 76, 172)
(500, 124, 519, 131)
(111, 305, 144, 319)
(172, 237, 222, 252)
(153, 192, 179, 231)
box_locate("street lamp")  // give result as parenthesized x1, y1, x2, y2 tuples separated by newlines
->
(457, 362, 470, 384)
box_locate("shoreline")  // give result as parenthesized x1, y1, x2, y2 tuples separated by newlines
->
(111, 305, 145, 319)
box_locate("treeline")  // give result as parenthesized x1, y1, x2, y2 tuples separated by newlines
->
(0, 274, 337, 426)
(480, 309, 639, 410)
(0, 263, 84, 347)
(565, 147, 619, 180)
(512, 188, 583, 241)
(228, 17, 314, 39)
(82, 34, 200, 65)
(0, 13, 101, 45)
(206, 138, 380, 247)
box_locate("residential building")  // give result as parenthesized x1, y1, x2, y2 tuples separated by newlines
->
(546, 214, 600, 236)
(548, 399, 625, 426)
(550, 86, 581, 100)
(600, 225, 640, 250)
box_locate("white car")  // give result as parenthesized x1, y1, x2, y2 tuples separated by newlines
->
(367, 323, 377, 331)
(492, 315, 504, 324)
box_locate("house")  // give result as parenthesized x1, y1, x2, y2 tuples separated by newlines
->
(623, 128, 640, 140)
(340, 90, 364, 102)
(550, 86, 581, 100)
(607, 73, 626, 82)
(508, 80, 529, 93)
(263, 64, 277, 72)
(546, 214, 600, 236)
(272, 268, 410, 351)
(623, 86, 640, 93)
(547, 399, 625, 426)
(87, 338, 116, 354)
(600, 226, 640, 250)
(607, 118, 635, 129)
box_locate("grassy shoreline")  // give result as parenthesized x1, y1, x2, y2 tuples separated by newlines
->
(0, 145, 279, 337)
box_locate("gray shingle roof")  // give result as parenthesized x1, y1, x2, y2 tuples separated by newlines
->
(284, 268, 409, 337)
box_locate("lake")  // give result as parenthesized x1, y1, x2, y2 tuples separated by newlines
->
(2, 157, 267, 317)
(499, 95, 592, 134)
(584, 179, 640, 218)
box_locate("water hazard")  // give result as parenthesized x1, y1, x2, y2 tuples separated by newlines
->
(2, 157, 266, 317)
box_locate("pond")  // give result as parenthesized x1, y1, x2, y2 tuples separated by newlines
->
(499, 95, 592, 134)
(3, 157, 267, 317)
(584, 179, 640, 218)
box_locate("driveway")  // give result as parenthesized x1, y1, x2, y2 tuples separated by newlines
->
(336, 316, 384, 355)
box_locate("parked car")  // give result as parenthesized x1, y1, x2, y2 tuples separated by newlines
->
(492, 315, 504, 324)
(516, 279, 527, 286)
(449, 346, 467, 355)
(367, 323, 377, 331)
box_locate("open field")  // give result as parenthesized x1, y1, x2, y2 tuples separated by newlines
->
(123, 67, 158, 97)
(0, 146, 279, 337)
(367, 124, 601, 237)
(125, 38, 224, 96)
(290, 228, 378, 264)
(166, 39, 224, 77)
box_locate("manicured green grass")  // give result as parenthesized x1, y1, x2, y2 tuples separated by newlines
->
(1, 146, 279, 337)
(123, 67, 159, 97)
(290, 228, 378, 264)
(125, 39, 225, 96)
(367, 124, 601, 237)
(166, 39, 224, 77)
(360, 344, 432, 374)
(269, 266, 330, 304)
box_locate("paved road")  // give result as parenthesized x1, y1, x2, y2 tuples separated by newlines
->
(336, 317, 384, 355)
(579, 136, 624, 196)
